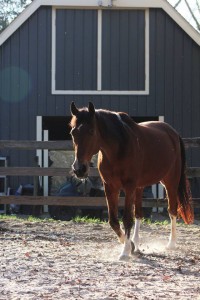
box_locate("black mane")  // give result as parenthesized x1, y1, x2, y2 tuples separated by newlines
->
(71, 107, 137, 157)
(95, 109, 135, 156)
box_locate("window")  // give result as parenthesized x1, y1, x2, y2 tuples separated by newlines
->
(52, 8, 149, 95)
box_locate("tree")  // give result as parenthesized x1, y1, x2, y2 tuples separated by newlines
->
(0, 0, 32, 33)
(171, 0, 200, 31)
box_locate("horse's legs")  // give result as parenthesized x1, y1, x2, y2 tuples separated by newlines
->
(119, 189, 135, 260)
(132, 188, 143, 252)
(167, 214, 177, 249)
(161, 180, 179, 250)
(104, 184, 125, 244)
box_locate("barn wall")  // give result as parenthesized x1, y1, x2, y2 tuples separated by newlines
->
(0, 6, 200, 182)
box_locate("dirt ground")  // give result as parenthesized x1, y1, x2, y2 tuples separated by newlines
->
(0, 216, 200, 300)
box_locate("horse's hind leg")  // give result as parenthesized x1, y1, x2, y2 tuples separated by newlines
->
(167, 213, 177, 250)
(119, 188, 135, 260)
(161, 180, 179, 250)
(104, 184, 125, 244)
(132, 188, 143, 252)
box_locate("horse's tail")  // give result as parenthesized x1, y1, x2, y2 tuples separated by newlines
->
(177, 136, 194, 224)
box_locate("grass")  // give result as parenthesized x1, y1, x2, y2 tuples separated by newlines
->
(0, 214, 18, 221)
(0, 213, 173, 226)
(0, 214, 55, 223)
(142, 218, 170, 226)
(72, 215, 106, 224)
(0, 213, 106, 224)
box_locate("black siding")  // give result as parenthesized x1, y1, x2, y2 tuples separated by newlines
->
(56, 9, 97, 90)
(102, 10, 145, 90)
(0, 7, 200, 189)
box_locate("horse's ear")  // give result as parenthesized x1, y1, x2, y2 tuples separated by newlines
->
(88, 102, 95, 115)
(70, 101, 79, 116)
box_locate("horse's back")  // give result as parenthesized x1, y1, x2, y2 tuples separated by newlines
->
(138, 121, 179, 144)
(134, 121, 181, 186)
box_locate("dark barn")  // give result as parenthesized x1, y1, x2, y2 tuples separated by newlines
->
(0, 0, 200, 199)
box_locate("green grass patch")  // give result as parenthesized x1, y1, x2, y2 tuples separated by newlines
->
(0, 214, 176, 226)
(0, 214, 18, 221)
(0, 214, 55, 223)
(142, 218, 170, 226)
(72, 215, 106, 224)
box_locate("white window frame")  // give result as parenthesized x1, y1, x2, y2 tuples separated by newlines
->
(51, 7, 150, 95)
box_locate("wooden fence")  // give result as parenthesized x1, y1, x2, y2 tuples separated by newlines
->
(0, 138, 200, 209)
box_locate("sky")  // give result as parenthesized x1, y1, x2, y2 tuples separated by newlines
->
(167, 0, 200, 30)
(2, 0, 200, 33)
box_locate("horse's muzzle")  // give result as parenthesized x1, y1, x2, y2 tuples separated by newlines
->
(72, 162, 89, 178)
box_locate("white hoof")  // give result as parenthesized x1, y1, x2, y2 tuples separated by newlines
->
(119, 254, 130, 261)
(166, 241, 176, 250)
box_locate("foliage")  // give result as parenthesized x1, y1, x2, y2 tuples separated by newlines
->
(0, 0, 199, 34)
(0, 0, 32, 33)
(170, 0, 200, 32)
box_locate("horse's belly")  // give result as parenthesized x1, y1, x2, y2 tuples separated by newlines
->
(137, 151, 178, 187)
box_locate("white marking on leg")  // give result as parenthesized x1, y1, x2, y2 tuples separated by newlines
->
(132, 218, 141, 252)
(166, 215, 177, 250)
(118, 229, 125, 244)
(119, 234, 132, 260)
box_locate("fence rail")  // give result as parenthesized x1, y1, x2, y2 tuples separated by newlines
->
(0, 195, 200, 208)
(0, 138, 200, 209)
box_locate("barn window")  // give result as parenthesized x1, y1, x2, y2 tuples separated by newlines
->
(52, 8, 149, 95)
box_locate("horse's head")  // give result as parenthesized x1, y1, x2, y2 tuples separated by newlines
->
(70, 101, 99, 178)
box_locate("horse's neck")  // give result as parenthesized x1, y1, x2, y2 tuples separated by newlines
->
(96, 111, 136, 160)
(96, 111, 117, 155)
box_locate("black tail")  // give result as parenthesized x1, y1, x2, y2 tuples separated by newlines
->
(178, 137, 194, 224)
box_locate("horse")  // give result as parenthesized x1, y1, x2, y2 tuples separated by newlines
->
(70, 101, 194, 260)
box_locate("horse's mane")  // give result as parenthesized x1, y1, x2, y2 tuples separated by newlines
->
(70, 107, 137, 157)
(95, 109, 137, 156)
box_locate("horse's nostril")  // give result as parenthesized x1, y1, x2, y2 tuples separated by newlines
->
(81, 164, 87, 174)
(72, 163, 88, 178)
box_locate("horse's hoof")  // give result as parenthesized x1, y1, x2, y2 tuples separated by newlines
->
(166, 244, 176, 250)
(119, 254, 130, 261)
(131, 241, 135, 254)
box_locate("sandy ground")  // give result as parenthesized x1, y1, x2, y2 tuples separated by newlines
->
(0, 217, 200, 300)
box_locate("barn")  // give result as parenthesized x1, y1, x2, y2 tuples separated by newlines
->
(0, 0, 200, 197)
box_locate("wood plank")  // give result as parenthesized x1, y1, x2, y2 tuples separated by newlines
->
(0, 167, 99, 176)
(183, 138, 200, 148)
(186, 167, 200, 178)
(0, 196, 199, 208)
(0, 138, 199, 150)
(0, 167, 199, 178)
(0, 140, 72, 150)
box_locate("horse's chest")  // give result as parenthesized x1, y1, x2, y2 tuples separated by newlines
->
(98, 159, 133, 185)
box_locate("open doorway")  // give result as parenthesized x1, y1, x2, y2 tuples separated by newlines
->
(42, 115, 159, 141)
(42, 116, 72, 141)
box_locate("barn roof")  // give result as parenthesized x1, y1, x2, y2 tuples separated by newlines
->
(0, 0, 200, 47)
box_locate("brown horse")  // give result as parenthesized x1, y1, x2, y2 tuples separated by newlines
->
(70, 102, 194, 260)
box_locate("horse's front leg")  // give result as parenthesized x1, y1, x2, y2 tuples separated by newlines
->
(104, 184, 125, 244)
(119, 188, 135, 260)
(132, 188, 143, 252)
